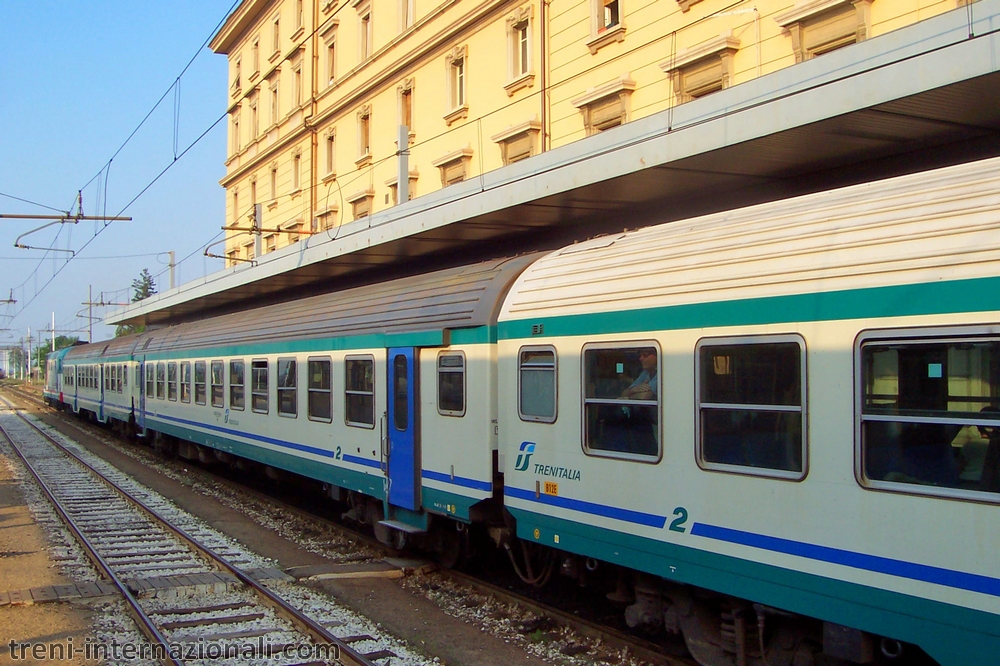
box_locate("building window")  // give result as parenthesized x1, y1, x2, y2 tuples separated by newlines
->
(249, 95, 259, 137)
(519, 347, 556, 423)
(775, 0, 873, 63)
(858, 328, 1000, 501)
(180, 362, 191, 403)
(571, 75, 635, 136)
(292, 152, 302, 191)
(583, 344, 660, 460)
(156, 362, 166, 400)
(295, 0, 304, 31)
(231, 57, 242, 96)
(277, 358, 296, 417)
(358, 2, 372, 59)
(357, 104, 371, 160)
(308, 357, 332, 422)
(194, 361, 207, 405)
(293, 62, 303, 107)
(322, 23, 338, 85)
(432, 147, 473, 186)
(398, 78, 414, 133)
(399, 0, 414, 30)
(505, 7, 533, 95)
(660, 33, 740, 105)
(437, 352, 465, 416)
(587, 0, 626, 53)
(250, 178, 257, 206)
(251, 37, 260, 77)
(251, 359, 268, 414)
(445, 46, 467, 124)
(270, 163, 278, 199)
(345, 356, 375, 427)
(231, 110, 241, 153)
(325, 129, 336, 176)
(697, 335, 806, 479)
(492, 121, 540, 165)
(232, 189, 240, 224)
(269, 77, 280, 124)
(211, 361, 224, 407)
(272, 15, 281, 57)
(265, 234, 276, 254)
(386, 172, 417, 205)
(347, 189, 374, 219)
(230, 360, 245, 410)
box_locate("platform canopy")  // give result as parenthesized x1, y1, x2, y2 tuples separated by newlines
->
(109, 1, 1000, 328)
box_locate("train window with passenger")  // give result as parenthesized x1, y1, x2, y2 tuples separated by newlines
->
(211, 361, 224, 407)
(251, 359, 268, 413)
(308, 358, 332, 422)
(145, 364, 154, 397)
(230, 360, 245, 410)
(582, 344, 660, 460)
(519, 347, 557, 423)
(697, 335, 806, 479)
(194, 361, 207, 405)
(180, 362, 191, 403)
(167, 363, 178, 401)
(345, 356, 375, 428)
(858, 329, 1000, 501)
(156, 362, 166, 400)
(122, 364, 127, 388)
(277, 358, 296, 417)
(438, 352, 466, 417)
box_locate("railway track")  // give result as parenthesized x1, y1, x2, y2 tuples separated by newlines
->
(0, 394, 400, 666)
(2, 384, 688, 665)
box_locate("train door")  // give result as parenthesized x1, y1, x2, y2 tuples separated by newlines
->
(137, 358, 146, 434)
(386, 347, 419, 511)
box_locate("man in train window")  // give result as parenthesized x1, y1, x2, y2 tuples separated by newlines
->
(621, 347, 657, 400)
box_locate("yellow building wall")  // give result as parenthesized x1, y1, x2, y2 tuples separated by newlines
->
(214, 0, 965, 265)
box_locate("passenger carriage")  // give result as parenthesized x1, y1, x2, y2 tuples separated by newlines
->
(43, 346, 72, 407)
(495, 158, 1000, 666)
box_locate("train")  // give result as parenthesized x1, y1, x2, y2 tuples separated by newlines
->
(44, 156, 1000, 666)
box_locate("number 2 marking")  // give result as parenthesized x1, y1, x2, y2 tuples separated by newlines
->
(335, 446, 342, 460)
(669, 507, 688, 533)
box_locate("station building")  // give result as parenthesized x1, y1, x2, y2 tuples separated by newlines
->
(210, 0, 973, 265)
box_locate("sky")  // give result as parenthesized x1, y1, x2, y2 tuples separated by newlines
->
(0, 1, 239, 356)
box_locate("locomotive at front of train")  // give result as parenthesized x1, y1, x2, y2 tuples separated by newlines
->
(494, 157, 1000, 666)
(127, 255, 541, 563)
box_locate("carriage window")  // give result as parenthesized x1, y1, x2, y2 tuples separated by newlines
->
(123, 364, 128, 388)
(230, 360, 245, 410)
(307, 358, 332, 422)
(345, 356, 375, 428)
(438, 353, 465, 416)
(156, 362, 166, 400)
(180, 362, 191, 403)
(146, 364, 154, 397)
(519, 347, 556, 422)
(251, 360, 268, 413)
(583, 345, 660, 459)
(167, 362, 178, 401)
(211, 361, 224, 407)
(277, 358, 296, 417)
(698, 337, 805, 478)
(860, 333, 1000, 499)
(393, 355, 409, 431)
(194, 361, 207, 405)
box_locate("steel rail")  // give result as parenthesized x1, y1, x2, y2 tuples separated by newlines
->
(0, 395, 376, 666)
(0, 405, 182, 666)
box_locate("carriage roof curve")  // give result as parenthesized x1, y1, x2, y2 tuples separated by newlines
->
(63, 332, 146, 362)
(498, 156, 1000, 328)
(136, 254, 542, 355)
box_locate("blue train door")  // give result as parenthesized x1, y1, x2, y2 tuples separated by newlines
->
(386, 347, 419, 511)
(137, 358, 146, 433)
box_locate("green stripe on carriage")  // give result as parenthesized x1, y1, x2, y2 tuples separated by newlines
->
(507, 507, 1000, 666)
(134, 326, 493, 361)
(421, 486, 481, 522)
(498, 276, 1000, 340)
(146, 418, 385, 500)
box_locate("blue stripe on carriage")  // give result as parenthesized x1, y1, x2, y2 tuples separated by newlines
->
(421, 469, 492, 491)
(691, 523, 1000, 598)
(152, 413, 382, 469)
(504, 486, 667, 528)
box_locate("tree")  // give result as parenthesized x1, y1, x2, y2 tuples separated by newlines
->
(115, 268, 157, 337)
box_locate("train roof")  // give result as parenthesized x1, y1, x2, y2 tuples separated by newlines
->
(64, 332, 146, 361)
(130, 254, 540, 355)
(498, 156, 1000, 325)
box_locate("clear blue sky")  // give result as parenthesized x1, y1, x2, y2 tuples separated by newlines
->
(1, 0, 237, 352)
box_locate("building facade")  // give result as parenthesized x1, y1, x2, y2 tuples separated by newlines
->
(211, 0, 965, 265)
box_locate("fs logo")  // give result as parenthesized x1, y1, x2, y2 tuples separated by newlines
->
(514, 442, 536, 471)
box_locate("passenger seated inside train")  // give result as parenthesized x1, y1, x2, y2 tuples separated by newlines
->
(584, 347, 659, 457)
